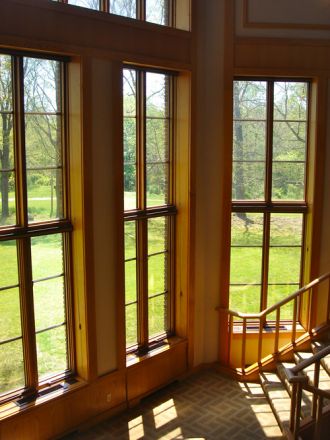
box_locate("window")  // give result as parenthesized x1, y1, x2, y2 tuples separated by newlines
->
(0, 52, 73, 400)
(229, 79, 309, 320)
(56, 0, 173, 26)
(123, 67, 176, 353)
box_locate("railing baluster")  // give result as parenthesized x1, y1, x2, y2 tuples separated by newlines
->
(228, 314, 233, 365)
(258, 317, 263, 364)
(241, 318, 247, 374)
(327, 278, 330, 324)
(312, 359, 321, 418)
(292, 296, 297, 344)
(274, 307, 280, 354)
(314, 395, 323, 440)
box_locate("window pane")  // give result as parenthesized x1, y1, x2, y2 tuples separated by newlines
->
(233, 81, 267, 120)
(0, 240, 18, 288)
(67, 0, 99, 9)
(268, 247, 302, 284)
(126, 303, 138, 347)
(231, 213, 263, 246)
(273, 82, 308, 121)
(267, 285, 298, 320)
(233, 121, 266, 161)
(230, 247, 263, 284)
(33, 278, 65, 332)
(0, 288, 21, 341)
(273, 121, 307, 161)
(125, 221, 136, 260)
(36, 326, 67, 380)
(0, 340, 25, 395)
(110, 0, 137, 18)
(0, 55, 15, 226)
(272, 161, 305, 201)
(232, 161, 265, 200)
(146, 73, 168, 118)
(125, 260, 137, 304)
(148, 217, 167, 254)
(270, 214, 303, 246)
(148, 253, 166, 296)
(146, 0, 169, 25)
(31, 234, 63, 280)
(27, 168, 63, 222)
(123, 70, 136, 116)
(124, 117, 136, 211)
(146, 163, 168, 207)
(149, 294, 166, 338)
(229, 285, 261, 314)
(146, 118, 169, 163)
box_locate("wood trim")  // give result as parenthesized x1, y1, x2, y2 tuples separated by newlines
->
(242, 0, 330, 31)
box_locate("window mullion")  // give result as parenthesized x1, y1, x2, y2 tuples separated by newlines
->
(138, 0, 146, 21)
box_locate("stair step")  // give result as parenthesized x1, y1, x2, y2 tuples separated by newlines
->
(312, 340, 330, 376)
(294, 351, 330, 393)
(260, 371, 292, 431)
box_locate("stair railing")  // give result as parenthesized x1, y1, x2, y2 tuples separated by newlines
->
(285, 344, 330, 440)
(217, 272, 330, 375)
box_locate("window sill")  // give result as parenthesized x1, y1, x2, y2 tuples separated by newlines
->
(0, 376, 86, 422)
(126, 336, 186, 367)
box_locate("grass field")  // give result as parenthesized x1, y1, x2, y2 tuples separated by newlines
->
(0, 190, 304, 394)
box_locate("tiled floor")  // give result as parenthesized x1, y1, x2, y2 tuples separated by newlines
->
(63, 370, 283, 439)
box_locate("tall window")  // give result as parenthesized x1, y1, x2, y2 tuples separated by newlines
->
(56, 0, 173, 26)
(123, 67, 175, 353)
(0, 53, 73, 400)
(230, 79, 309, 320)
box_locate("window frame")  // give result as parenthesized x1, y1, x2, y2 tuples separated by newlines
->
(0, 50, 74, 404)
(230, 77, 311, 320)
(123, 66, 177, 355)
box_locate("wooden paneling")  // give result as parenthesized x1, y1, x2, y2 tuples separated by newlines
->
(0, 0, 192, 69)
(126, 340, 188, 403)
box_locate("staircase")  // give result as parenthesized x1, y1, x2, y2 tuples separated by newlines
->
(260, 337, 330, 439)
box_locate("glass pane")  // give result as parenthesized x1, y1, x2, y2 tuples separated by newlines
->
(125, 260, 137, 304)
(273, 82, 308, 121)
(0, 240, 18, 288)
(149, 294, 166, 338)
(126, 303, 137, 347)
(67, 0, 100, 9)
(146, 0, 168, 25)
(272, 162, 305, 201)
(148, 217, 167, 254)
(0, 114, 14, 169)
(0, 55, 13, 110)
(232, 161, 265, 200)
(229, 285, 261, 314)
(267, 285, 298, 320)
(124, 164, 136, 210)
(110, 0, 137, 18)
(146, 73, 168, 118)
(0, 288, 21, 341)
(231, 213, 264, 246)
(146, 118, 168, 163)
(25, 114, 62, 168)
(125, 221, 136, 260)
(27, 168, 63, 222)
(273, 121, 307, 161)
(36, 326, 67, 380)
(146, 163, 168, 207)
(124, 116, 136, 211)
(270, 214, 303, 246)
(0, 170, 16, 226)
(31, 234, 63, 280)
(33, 277, 65, 332)
(233, 81, 267, 120)
(268, 247, 302, 284)
(230, 247, 263, 284)
(233, 121, 266, 161)
(24, 58, 61, 114)
(123, 69, 136, 115)
(148, 253, 166, 296)
(0, 340, 25, 395)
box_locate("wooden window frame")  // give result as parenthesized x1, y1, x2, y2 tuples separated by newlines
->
(124, 67, 177, 355)
(230, 77, 311, 320)
(0, 51, 74, 404)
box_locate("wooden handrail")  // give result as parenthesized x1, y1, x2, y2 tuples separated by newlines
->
(217, 272, 330, 319)
(290, 345, 330, 375)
